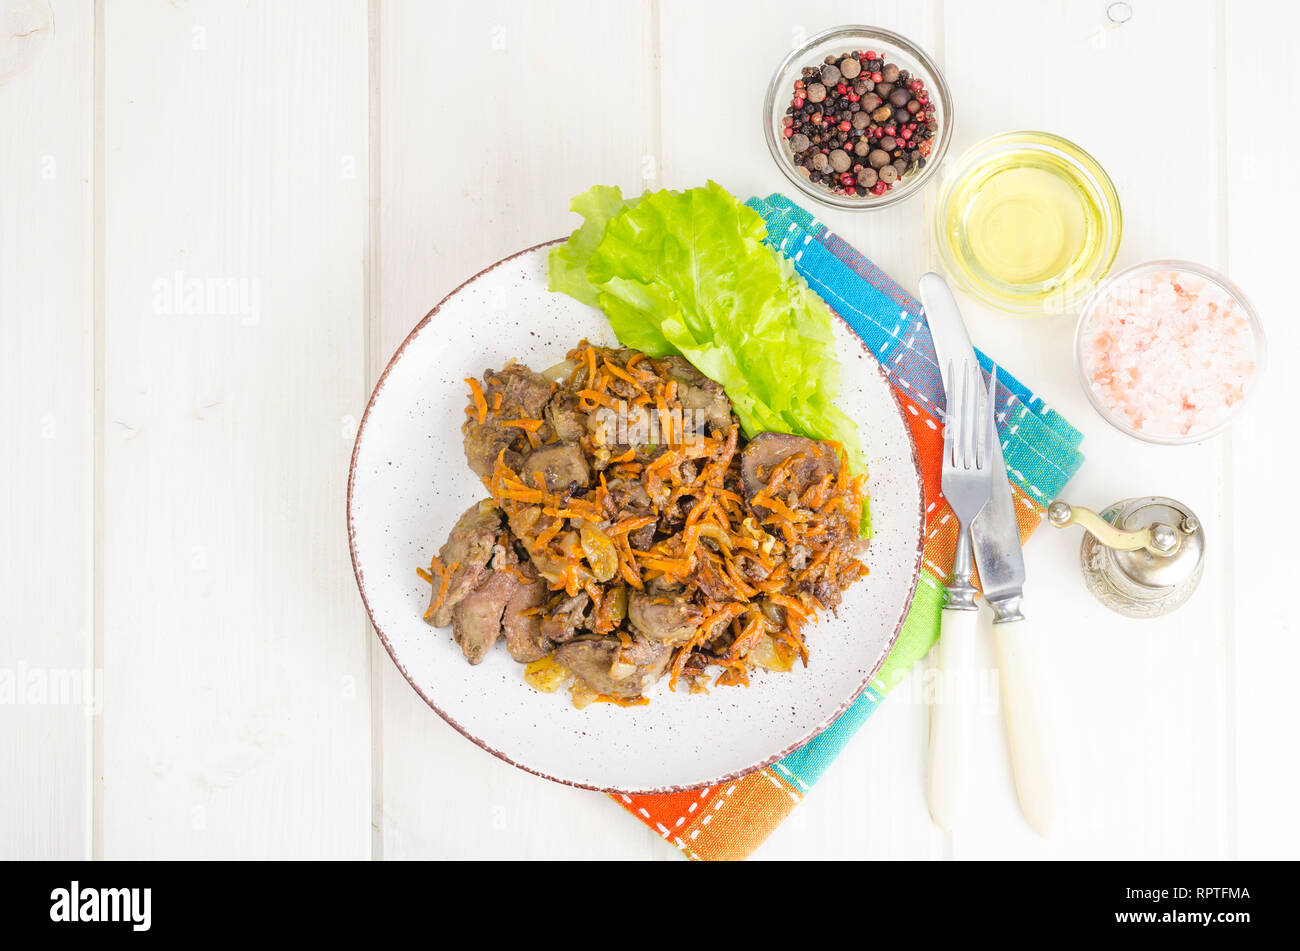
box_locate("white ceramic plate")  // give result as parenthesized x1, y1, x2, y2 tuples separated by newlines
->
(348, 241, 924, 794)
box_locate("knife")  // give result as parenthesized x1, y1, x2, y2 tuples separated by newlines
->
(917, 273, 1059, 838)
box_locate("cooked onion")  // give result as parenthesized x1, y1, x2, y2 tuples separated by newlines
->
(542, 358, 577, 383)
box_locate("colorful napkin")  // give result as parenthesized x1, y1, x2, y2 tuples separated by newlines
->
(610, 194, 1085, 861)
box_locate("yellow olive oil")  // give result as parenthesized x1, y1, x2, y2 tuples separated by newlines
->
(937, 133, 1121, 314)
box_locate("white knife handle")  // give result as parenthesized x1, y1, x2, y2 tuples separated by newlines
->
(994, 615, 1059, 838)
(926, 607, 979, 831)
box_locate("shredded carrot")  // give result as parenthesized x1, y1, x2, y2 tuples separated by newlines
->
(499, 485, 548, 505)
(423, 560, 458, 620)
(417, 554, 444, 586)
(592, 693, 649, 707)
(607, 514, 656, 536)
(655, 390, 674, 447)
(465, 378, 487, 424)
(769, 592, 812, 621)
(577, 388, 616, 409)
(500, 418, 543, 432)
(754, 490, 808, 524)
(603, 358, 646, 394)
(636, 554, 696, 576)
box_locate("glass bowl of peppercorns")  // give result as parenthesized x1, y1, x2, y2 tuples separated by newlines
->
(764, 25, 952, 209)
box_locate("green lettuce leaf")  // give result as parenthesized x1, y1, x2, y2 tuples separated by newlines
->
(548, 181, 868, 528)
(545, 185, 639, 308)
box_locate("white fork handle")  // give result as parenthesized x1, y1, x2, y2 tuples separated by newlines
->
(994, 616, 1059, 838)
(926, 608, 979, 831)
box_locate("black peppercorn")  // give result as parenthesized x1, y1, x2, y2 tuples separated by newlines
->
(784, 49, 937, 198)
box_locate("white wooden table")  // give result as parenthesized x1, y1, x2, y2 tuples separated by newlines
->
(2, 0, 1296, 860)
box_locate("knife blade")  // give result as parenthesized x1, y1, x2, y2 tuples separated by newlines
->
(917, 273, 1025, 622)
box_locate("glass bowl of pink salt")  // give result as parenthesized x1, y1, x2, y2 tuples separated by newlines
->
(1074, 260, 1266, 444)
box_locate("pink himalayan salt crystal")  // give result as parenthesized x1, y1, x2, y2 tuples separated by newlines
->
(1080, 270, 1257, 439)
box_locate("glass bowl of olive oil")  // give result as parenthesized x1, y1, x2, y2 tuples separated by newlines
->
(935, 131, 1121, 315)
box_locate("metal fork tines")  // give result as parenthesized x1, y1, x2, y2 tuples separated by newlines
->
(941, 359, 997, 610)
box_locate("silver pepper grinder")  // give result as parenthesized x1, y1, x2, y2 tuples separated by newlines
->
(1047, 496, 1205, 618)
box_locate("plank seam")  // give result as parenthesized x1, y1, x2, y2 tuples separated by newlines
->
(90, 0, 107, 863)
(1214, 0, 1238, 861)
(367, 0, 385, 863)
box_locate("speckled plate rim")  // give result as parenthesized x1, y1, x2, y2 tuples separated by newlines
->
(347, 238, 926, 795)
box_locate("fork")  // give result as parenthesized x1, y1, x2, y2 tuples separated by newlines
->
(927, 359, 996, 831)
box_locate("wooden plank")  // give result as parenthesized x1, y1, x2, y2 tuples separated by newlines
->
(0, 0, 94, 860)
(942, 0, 1229, 858)
(97, 0, 371, 858)
(1223, 0, 1300, 860)
(373, 0, 667, 859)
(659, 0, 946, 860)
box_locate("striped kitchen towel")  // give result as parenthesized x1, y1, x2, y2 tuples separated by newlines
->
(610, 193, 1084, 860)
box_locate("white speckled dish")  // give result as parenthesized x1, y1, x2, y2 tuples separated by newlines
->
(348, 241, 924, 794)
